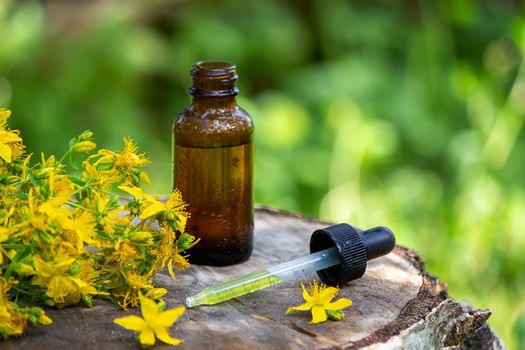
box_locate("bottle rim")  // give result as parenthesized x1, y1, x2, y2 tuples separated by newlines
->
(191, 60, 237, 77)
(190, 60, 239, 97)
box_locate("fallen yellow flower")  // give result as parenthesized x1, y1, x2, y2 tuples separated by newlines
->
(285, 280, 352, 324)
(113, 294, 185, 347)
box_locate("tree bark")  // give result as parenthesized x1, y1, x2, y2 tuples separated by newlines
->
(4, 207, 505, 349)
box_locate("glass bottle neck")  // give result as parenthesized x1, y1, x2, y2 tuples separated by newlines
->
(189, 61, 239, 101)
(191, 96, 237, 108)
(189, 85, 238, 98)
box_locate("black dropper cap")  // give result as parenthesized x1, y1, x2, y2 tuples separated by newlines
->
(309, 224, 396, 286)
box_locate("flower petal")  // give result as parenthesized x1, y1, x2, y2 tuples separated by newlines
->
(0, 109, 11, 126)
(0, 142, 13, 163)
(139, 328, 156, 346)
(0, 130, 22, 143)
(140, 201, 166, 219)
(166, 190, 184, 210)
(118, 185, 144, 199)
(285, 302, 312, 314)
(139, 294, 159, 322)
(310, 306, 328, 324)
(167, 260, 176, 279)
(326, 298, 352, 311)
(155, 327, 183, 346)
(113, 315, 147, 332)
(301, 284, 312, 302)
(157, 306, 185, 327)
(320, 286, 339, 304)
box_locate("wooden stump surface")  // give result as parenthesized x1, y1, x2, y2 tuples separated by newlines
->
(4, 208, 505, 349)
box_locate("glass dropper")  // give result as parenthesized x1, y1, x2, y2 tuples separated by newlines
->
(186, 247, 340, 307)
(186, 224, 395, 308)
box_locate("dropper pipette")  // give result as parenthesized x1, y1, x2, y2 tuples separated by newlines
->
(186, 224, 395, 308)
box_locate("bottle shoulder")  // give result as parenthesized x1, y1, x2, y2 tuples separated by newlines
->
(174, 105, 253, 147)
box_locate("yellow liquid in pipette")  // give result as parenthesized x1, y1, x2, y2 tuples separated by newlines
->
(189, 270, 283, 306)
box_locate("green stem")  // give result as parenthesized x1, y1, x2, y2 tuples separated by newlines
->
(59, 149, 73, 163)
(1, 243, 31, 249)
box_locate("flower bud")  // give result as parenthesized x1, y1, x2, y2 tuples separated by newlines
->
(69, 263, 80, 277)
(326, 309, 345, 321)
(129, 231, 153, 242)
(157, 299, 167, 312)
(34, 167, 53, 179)
(15, 263, 35, 275)
(38, 314, 53, 325)
(82, 295, 93, 307)
(72, 141, 96, 153)
(148, 288, 168, 300)
(165, 211, 176, 221)
(79, 131, 94, 141)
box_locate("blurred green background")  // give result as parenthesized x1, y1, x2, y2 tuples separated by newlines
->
(1, 0, 524, 347)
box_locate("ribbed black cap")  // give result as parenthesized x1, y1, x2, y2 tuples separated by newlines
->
(310, 224, 395, 286)
(310, 224, 367, 286)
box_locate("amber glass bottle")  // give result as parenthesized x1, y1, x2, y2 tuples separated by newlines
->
(173, 61, 254, 266)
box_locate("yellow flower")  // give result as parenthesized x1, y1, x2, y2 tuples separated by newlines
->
(81, 160, 108, 188)
(8, 142, 25, 162)
(32, 256, 76, 287)
(91, 138, 150, 185)
(116, 239, 139, 266)
(114, 293, 184, 347)
(68, 211, 97, 252)
(37, 173, 76, 232)
(0, 305, 27, 338)
(285, 280, 352, 324)
(0, 110, 196, 339)
(31, 256, 79, 306)
(72, 259, 105, 303)
(119, 185, 188, 227)
(167, 253, 190, 279)
(0, 109, 23, 163)
(32, 256, 102, 308)
(0, 279, 29, 338)
(38, 201, 73, 231)
(118, 272, 155, 309)
(17, 189, 49, 237)
(113, 138, 149, 170)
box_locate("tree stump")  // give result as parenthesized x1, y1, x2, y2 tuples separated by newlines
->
(4, 207, 505, 349)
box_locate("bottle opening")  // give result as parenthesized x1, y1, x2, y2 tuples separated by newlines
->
(189, 60, 239, 97)
(191, 61, 237, 77)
